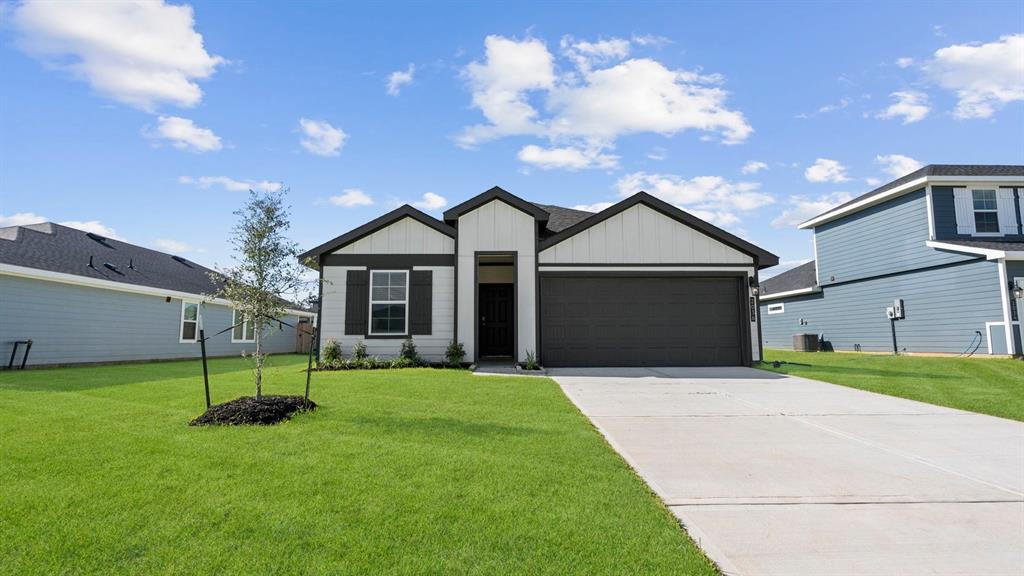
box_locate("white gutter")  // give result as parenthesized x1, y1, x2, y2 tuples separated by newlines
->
(759, 286, 821, 301)
(0, 263, 315, 317)
(925, 240, 1024, 261)
(798, 175, 1024, 230)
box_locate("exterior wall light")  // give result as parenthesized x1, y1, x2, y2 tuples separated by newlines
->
(1013, 285, 1024, 300)
(748, 276, 759, 296)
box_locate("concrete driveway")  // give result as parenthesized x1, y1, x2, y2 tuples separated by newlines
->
(550, 367, 1024, 576)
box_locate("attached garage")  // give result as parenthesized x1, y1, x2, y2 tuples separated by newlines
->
(540, 274, 749, 367)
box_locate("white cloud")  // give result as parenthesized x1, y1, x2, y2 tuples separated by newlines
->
(154, 239, 205, 253)
(412, 192, 448, 211)
(517, 144, 618, 170)
(0, 212, 123, 239)
(632, 34, 672, 48)
(13, 0, 225, 111)
(0, 212, 49, 227)
(771, 192, 854, 228)
(457, 35, 751, 162)
(571, 202, 614, 212)
(329, 188, 373, 207)
(647, 147, 667, 161)
(741, 160, 768, 174)
(298, 118, 346, 157)
(796, 97, 851, 118)
(178, 176, 281, 192)
(615, 171, 773, 228)
(875, 154, 923, 178)
(560, 36, 630, 71)
(925, 34, 1024, 119)
(386, 64, 415, 96)
(895, 57, 915, 68)
(876, 90, 930, 124)
(865, 177, 882, 186)
(147, 116, 221, 152)
(804, 158, 850, 183)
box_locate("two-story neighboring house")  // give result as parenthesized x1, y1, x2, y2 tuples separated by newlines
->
(760, 165, 1024, 356)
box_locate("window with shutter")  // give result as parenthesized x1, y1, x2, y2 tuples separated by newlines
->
(409, 270, 433, 335)
(344, 270, 369, 335)
(995, 188, 1018, 235)
(953, 188, 974, 235)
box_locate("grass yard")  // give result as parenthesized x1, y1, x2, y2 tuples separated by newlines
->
(759, 349, 1024, 421)
(0, 355, 716, 576)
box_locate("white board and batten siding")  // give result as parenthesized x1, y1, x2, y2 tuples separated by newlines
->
(456, 199, 537, 362)
(539, 203, 761, 361)
(539, 204, 753, 265)
(320, 265, 455, 361)
(333, 216, 454, 255)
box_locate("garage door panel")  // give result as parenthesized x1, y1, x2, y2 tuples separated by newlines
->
(540, 276, 744, 367)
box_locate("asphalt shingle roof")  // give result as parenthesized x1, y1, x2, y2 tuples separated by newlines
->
(760, 260, 817, 296)
(0, 222, 227, 296)
(532, 203, 594, 235)
(811, 165, 1024, 222)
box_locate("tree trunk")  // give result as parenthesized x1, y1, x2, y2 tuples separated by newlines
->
(254, 329, 263, 400)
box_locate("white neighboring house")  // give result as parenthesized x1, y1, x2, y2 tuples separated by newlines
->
(301, 187, 778, 367)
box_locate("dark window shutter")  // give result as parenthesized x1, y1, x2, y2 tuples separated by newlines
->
(409, 270, 433, 335)
(344, 270, 369, 335)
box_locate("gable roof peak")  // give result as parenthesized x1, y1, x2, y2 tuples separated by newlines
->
(442, 185, 549, 223)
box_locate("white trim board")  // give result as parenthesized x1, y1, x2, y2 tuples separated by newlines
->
(985, 321, 1021, 355)
(537, 266, 755, 272)
(925, 241, 1024, 261)
(759, 286, 821, 301)
(0, 263, 314, 317)
(798, 176, 1024, 229)
(997, 259, 1014, 351)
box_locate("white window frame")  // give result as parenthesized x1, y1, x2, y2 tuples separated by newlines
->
(767, 303, 785, 315)
(368, 269, 410, 336)
(179, 300, 201, 343)
(231, 309, 256, 343)
(971, 188, 1001, 237)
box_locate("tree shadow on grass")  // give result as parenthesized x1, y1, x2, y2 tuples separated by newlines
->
(0, 356, 306, 393)
(349, 414, 546, 439)
(771, 364, 957, 381)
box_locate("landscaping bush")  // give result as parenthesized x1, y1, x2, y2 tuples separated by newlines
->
(522, 350, 540, 371)
(399, 338, 420, 363)
(444, 340, 466, 367)
(353, 340, 368, 360)
(322, 338, 343, 364)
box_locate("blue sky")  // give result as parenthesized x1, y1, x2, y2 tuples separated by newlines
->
(2, 1, 1022, 277)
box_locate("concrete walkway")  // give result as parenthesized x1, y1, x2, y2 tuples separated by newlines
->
(550, 367, 1024, 576)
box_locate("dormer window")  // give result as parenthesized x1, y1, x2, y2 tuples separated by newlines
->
(972, 189, 999, 234)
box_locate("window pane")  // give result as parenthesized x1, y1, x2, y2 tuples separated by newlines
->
(371, 286, 390, 300)
(371, 303, 406, 334)
(389, 286, 407, 300)
(233, 323, 244, 340)
(972, 190, 996, 210)
(245, 322, 255, 341)
(371, 271, 390, 286)
(184, 303, 198, 321)
(182, 321, 197, 340)
(975, 211, 999, 233)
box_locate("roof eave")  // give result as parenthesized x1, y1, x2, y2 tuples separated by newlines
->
(759, 286, 821, 301)
(297, 205, 455, 262)
(441, 186, 549, 223)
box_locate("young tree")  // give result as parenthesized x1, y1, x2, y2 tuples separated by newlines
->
(213, 187, 308, 400)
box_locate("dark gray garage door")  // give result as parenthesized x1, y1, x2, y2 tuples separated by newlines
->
(540, 275, 746, 367)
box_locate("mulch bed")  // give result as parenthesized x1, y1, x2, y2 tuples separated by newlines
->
(190, 395, 317, 426)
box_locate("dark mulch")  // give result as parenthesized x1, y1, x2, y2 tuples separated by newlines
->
(190, 395, 317, 426)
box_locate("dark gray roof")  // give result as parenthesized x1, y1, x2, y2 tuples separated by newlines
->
(1, 222, 227, 296)
(807, 165, 1024, 224)
(533, 203, 594, 234)
(760, 260, 817, 296)
(933, 239, 1024, 252)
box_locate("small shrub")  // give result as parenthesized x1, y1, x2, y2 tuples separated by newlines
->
(399, 338, 420, 362)
(322, 339, 343, 364)
(389, 356, 417, 369)
(523, 350, 540, 371)
(444, 340, 466, 367)
(353, 340, 368, 360)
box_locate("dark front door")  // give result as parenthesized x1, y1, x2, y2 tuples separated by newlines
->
(479, 283, 514, 357)
(540, 276, 745, 367)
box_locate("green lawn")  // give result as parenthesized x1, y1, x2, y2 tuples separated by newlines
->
(759, 349, 1024, 421)
(0, 355, 716, 576)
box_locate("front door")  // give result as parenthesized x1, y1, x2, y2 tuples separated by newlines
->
(479, 283, 514, 357)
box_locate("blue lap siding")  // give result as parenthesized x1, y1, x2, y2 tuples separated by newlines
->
(760, 258, 1004, 354)
(0, 275, 300, 366)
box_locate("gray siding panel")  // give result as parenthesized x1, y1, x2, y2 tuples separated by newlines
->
(759, 259, 1004, 354)
(0, 275, 299, 366)
(933, 186, 1024, 241)
(815, 189, 972, 285)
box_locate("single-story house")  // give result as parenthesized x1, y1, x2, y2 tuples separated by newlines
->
(300, 186, 779, 367)
(760, 164, 1024, 356)
(0, 222, 314, 367)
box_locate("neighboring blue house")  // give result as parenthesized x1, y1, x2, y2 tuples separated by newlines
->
(0, 223, 314, 367)
(760, 165, 1024, 356)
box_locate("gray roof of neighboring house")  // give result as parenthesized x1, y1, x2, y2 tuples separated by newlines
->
(807, 164, 1024, 223)
(934, 239, 1024, 252)
(0, 222, 229, 296)
(533, 203, 594, 234)
(760, 260, 817, 296)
